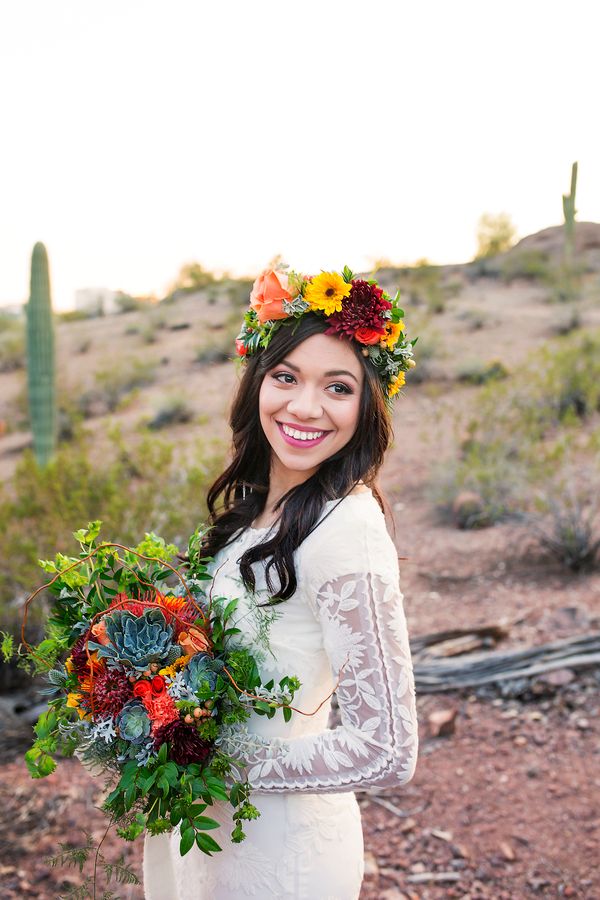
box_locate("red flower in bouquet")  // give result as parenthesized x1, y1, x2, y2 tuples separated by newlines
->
(92, 668, 134, 718)
(153, 718, 213, 766)
(71, 631, 104, 677)
(325, 279, 392, 341)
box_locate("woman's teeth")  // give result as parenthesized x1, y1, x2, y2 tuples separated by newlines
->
(281, 424, 324, 441)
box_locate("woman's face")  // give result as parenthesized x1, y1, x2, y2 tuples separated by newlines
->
(259, 333, 364, 487)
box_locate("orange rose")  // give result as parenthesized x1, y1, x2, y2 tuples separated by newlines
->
(354, 327, 382, 345)
(178, 626, 211, 658)
(91, 620, 110, 646)
(250, 269, 293, 324)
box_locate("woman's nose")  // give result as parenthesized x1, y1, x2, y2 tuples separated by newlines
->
(286, 385, 323, 420)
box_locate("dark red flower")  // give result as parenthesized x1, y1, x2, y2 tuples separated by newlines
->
(70, 630, 103, 676)
(325, 279, 391, 340)
(92, 668, 134, 718)
(153, 719, 213, 766)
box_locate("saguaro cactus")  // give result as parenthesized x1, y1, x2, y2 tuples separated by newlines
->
(562, 161, 578, 271)
(26, 242, 57, 466)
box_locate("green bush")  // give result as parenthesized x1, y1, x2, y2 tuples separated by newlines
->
(93, 358, 158, 412)
(501, 250, 551, 283)
(456, 359, 509, 385)
(146, 397, 194, 430)
(0, 321, 25, 372)
(429, 329, 600, 532)
(0, 429, 222, 633)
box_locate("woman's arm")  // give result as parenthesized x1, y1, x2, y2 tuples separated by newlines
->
(216, 570, 418, 793)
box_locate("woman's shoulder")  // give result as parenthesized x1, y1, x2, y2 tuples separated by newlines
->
(296, 487, 398, 586)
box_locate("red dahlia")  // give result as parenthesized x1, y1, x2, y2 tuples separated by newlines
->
(70, 630, 101, 676)
(153, 719, 213, 766)
(92, 668, 134, 718)
(325, 279, 392, 340)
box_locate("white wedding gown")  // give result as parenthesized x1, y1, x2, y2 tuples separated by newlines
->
(144, 490, 418, 899)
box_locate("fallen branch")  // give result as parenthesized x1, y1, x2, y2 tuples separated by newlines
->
(411, 631, 600, 692)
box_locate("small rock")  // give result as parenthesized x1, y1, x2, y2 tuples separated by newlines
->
(563, 887, 576, 897)
(400, 817, 417, 833)
(410, 861, 426, 874)
(575, 717, 590, 730)
(499, 840, 516, 861)
(513, 735, 528, 746)
(431, 828, 453, 842)
(428, 707, 458, 737)
(538, 668, 575, 687)
(363, 851, 379, 877)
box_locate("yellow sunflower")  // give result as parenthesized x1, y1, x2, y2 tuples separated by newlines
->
(387, 370, 406, 398)
(381, 320, 405, 350)
(304, 271, 352, 315)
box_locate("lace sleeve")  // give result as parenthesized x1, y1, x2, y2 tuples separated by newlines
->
(217, 571, 418, 793)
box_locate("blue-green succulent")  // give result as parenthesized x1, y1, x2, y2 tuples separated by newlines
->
(116, 700, 152, 744)
(183, 652, 220, 694)
(89, 608, 180, 672)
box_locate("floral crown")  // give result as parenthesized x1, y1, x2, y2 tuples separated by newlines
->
(235, 265, 417, 399)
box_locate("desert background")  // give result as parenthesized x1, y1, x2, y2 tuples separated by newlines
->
(2, 1, 600, 898)
(1, 217, 600, 899)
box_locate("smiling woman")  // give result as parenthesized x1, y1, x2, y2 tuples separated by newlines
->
(143, 268, 418, 900)
(257, 333, 365, 514)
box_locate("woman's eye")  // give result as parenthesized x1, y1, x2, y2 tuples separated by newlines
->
(327, 382, 353, 395)
(273, 372, 296, 385)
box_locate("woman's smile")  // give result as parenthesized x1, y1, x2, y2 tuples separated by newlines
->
(276, 420, 332, 448)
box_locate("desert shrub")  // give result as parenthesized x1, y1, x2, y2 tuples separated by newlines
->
(56, 309, 95, 322)
(0, 320, 25, 372)
(475, 212, 517, 259)
(549, 307, 582, 336)
(519, 460, 600, 571)
(93, 358, 158, 412)
(501, 250, 551, 283)
(196, 347, 230, 366)
(428, 438, 526, 527)
(115, 292, 145, 313)
(456, 359, 509, 385)
(226, 278, 254, 307)
(455, 308, 490, 331)
(429, 329, 600, 533)
(407, 260, 447, 314)
(146, 397, 194, 430)
(0, 429, 223, 632)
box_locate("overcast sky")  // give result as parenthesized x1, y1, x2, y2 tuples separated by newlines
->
(1, 0, 599, 309)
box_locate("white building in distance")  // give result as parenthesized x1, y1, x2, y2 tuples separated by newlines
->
(75, 287, 119, 316)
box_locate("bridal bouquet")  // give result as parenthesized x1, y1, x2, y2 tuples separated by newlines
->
(20, 521, 300, 860)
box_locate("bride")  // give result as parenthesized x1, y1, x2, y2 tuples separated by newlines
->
(143, 267, 419, 899)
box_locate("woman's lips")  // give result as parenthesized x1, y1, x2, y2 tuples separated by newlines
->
(276, 421, 331, 449)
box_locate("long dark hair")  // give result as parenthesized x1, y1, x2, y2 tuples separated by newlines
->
(203, 314, 392, 601)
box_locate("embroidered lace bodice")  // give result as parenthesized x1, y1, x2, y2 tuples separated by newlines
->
(211, 490, 419, 794)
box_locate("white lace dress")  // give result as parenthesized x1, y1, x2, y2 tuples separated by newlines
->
(143, 490, 418, 899)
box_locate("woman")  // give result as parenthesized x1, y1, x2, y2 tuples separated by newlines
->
(144, 267, 419, 899)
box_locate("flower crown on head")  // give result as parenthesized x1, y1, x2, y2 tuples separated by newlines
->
(235, 265, 418, 399)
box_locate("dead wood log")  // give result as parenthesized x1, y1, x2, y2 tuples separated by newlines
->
(411, 631, 600, 693)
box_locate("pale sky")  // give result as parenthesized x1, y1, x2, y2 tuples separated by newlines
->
(1, 0, 599, 310)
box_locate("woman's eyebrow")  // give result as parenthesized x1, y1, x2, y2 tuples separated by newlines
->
(324, 369, 359, 383)
(278, 359, 359, 384)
